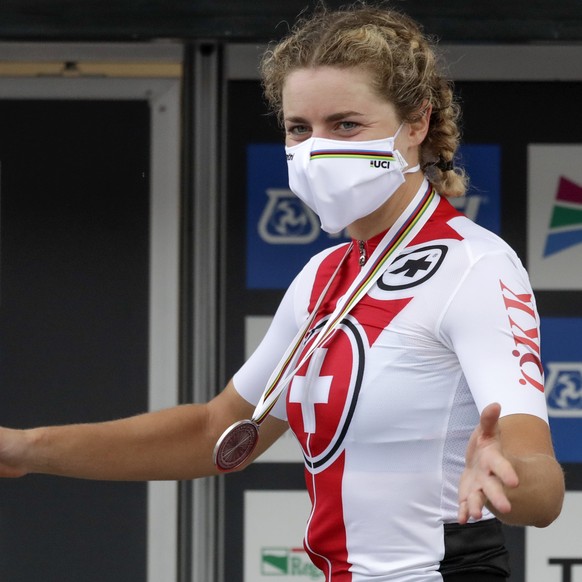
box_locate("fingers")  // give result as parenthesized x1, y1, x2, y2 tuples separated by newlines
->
(458, 490, 487, 524)
(459, 482, 512, 523)
(458, 441, 520, 523)
(458, 499, 470, 524)
(459, 487, 511, 523)
(490, 454, 519, 490)
(458, 403, 522, 524)
(458, 459, 519, 523)
(478, 402, 502, 439)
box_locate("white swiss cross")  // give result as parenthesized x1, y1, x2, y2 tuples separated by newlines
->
(289, 348, 332, 434)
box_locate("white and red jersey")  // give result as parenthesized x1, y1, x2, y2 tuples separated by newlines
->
(234, 181, 548, 581)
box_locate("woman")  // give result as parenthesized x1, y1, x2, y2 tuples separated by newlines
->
(0, 4, 564, 582)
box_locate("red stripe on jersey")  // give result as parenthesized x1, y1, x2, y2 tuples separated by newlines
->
(408, 196, 464, 246)
(304, 452, 353, 581)
(308, 244, 356, 316)
(352, 296, 412, 347)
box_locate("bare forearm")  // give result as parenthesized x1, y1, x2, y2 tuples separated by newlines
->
(6, 404, 223, 481)
(0, 382, 286, 482)
(488, 453, 564, 527)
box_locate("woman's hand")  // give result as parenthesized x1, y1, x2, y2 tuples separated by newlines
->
(458, 403, 564, 527)
(458, 403, 518, 524)
(0, 428, 30, 478)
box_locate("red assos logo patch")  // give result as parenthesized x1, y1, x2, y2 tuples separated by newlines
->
(499, 280, 544, 392)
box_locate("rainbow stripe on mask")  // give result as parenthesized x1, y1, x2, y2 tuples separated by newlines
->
(310, 149, 396, 162)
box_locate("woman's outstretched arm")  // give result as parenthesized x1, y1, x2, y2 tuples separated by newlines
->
(0, 381, 288, 481)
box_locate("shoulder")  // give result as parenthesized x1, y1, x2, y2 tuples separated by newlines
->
(430, 195, 523, 270)
(295, 241, 352, 287)
(396, 194, 534, 325)
(404, 195, 525, 288)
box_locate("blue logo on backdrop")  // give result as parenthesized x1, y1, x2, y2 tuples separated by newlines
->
(246, 143, 501, 289)
(257, 189, 321, 244)
(541, 317, 582, 462)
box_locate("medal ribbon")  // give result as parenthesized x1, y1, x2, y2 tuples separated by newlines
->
(252, 182, 438, 425)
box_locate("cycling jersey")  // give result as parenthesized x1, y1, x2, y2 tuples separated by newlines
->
(234, 180, 547, 581)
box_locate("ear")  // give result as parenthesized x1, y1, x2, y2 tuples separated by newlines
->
(407, 102, 432, 147)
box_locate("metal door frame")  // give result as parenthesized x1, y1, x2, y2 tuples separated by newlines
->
(0, 41, 183, 582)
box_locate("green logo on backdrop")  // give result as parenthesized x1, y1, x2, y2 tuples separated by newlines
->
(261, 547, 323, 579)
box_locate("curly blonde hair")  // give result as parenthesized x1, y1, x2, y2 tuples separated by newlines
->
(260, 3, 467, 197)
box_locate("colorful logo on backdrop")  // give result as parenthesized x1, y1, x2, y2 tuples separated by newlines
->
(261, 548, 323, 579)
(541, 317, 582, 462)
(527, 145, 582, 290)
(544, 176, 582, 257)
(247, 143, 501, 289)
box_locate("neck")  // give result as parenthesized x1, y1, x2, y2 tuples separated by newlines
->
(347, 173, 425, 241)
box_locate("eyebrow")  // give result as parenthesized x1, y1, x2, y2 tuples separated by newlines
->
(284, 111, 365, 124)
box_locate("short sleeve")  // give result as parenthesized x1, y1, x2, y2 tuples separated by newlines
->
(233, 273, 306, 421)
(439, 251, 548, 422)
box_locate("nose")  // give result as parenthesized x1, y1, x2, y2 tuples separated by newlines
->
(310, 126, 335, 139)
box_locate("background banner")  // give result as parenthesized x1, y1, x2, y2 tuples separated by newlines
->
(528, 145, 582, 290)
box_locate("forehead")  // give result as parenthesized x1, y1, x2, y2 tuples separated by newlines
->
(282, 66, 393, 118)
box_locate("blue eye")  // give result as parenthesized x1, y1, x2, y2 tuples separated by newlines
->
(289, 125, 309, 135)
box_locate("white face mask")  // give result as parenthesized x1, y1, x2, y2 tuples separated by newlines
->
(285, 131, 420, 234)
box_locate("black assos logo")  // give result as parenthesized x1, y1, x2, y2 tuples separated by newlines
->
(379, 245, 448, 290)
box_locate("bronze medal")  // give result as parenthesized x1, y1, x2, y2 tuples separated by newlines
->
(213, 419, 260, 472)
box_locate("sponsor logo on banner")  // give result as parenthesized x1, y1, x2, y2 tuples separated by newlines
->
(261, 547, 323, 579)
(540, 318, 582, 462)
(528, 145, 582, 290)
(247, 143, 500, 289)
(545, 362, 582, 417)
(258, 189, 321, 244)
(543, 176, 582, 257)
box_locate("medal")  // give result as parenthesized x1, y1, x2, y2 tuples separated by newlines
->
(213, 419, 259, 472)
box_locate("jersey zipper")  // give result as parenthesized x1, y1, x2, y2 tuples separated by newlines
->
(358, 240, 367, 267)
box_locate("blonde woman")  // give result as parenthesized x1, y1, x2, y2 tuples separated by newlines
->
(0, 5, 564, 581)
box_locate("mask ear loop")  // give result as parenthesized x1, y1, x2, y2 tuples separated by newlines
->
(404, 163, 421, 174)
(393, 123, 421, 174)
(394, 100, 432, 172)
(393, 122, 405, 140)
